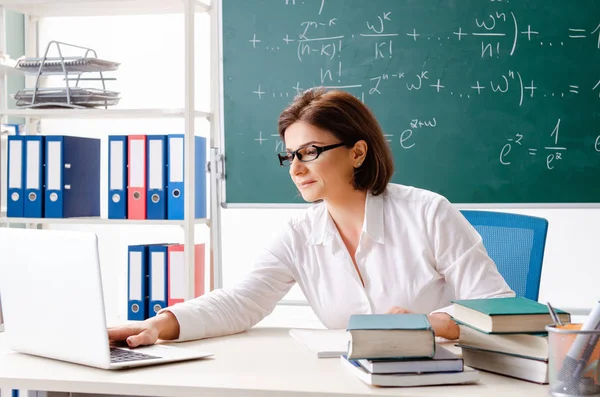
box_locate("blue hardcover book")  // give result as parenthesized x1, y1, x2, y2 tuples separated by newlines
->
(346, 314, 435, 360)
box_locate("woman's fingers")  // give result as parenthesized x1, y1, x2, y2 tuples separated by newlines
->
(107, 325, 140, 341)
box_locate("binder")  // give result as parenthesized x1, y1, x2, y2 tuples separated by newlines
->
(127, 135, 146, 220)
(23, 136, 45, 218)
(146, 135, 167, 220)
(167, 243, 205, 306)
(45, 136, 100, 218)
(127, 245, 149, 321)
(6, 136, 24, 217)
(108, 135, 128, 219)
(148, 244, 169, 317)
(167, 135, 207, 220)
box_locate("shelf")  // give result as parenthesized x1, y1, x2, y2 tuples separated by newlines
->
(0, 64, 25, 77)
(0, 217, 209, 226)
(0, 108, 211, 119)
(1, 0, 210, 17)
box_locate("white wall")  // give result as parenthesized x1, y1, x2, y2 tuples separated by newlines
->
(35, 14, 598, 329)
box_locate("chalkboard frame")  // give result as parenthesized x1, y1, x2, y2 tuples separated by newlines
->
(218, 0, 600, 208)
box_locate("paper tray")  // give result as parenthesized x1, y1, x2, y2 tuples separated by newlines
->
(16, 57, 120, 74)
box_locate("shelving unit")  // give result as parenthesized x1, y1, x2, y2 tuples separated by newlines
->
(0, 63, 24, 77)
(0, 108, 212, 119)
(0, 0, 224, 302)
(0, 217, 210, 225)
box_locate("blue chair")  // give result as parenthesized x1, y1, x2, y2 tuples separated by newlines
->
(460, 210, 548, 301)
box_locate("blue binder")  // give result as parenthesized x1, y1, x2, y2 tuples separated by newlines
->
(148, 244, 169, 317)
(7, 136, 25, 217)
(146, 135, 167, 219)
(108, 135, 128, 219)
(23, 135, 45, 218)
(45, 136, 101, 218)
(167, 135, 207, 220)
(127, 245, 149, 321)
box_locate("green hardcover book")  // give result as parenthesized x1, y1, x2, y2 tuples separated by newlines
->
(451, 297, 571, 334)
(346, 314, 435, 359)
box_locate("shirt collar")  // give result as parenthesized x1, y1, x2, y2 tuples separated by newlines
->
(362, 191, 385, 244)
(309, 191, 385, 245)
(310, 204, 335, 245)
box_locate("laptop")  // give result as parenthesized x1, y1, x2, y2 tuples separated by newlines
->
(0, 227, 213, 369)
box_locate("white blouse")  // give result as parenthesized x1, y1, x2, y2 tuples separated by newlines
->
(164, 183, 515, 341)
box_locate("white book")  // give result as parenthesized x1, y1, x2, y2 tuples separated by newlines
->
(358, 345, 463, 374)
(289, 328, 349, 358)
(460, 346, 549, 384)
(341, 355, 480, 387)
(458, 324, 548, 360)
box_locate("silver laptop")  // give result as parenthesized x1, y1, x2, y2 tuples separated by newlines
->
(0, 227, 213, 369)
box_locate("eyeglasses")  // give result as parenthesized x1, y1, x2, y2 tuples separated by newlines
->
(277, 142, 346, 166)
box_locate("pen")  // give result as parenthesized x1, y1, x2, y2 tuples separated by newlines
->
(547, 302, 563, 326)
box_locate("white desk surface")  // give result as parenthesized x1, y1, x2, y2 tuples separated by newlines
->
(0, 327, 550, 397)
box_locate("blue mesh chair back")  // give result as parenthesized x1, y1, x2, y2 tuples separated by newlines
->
(459, 210, 548, 301)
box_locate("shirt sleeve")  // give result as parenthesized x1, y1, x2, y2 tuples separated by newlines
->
(158, 225, 297, 342)
(427, 197, 516, 316)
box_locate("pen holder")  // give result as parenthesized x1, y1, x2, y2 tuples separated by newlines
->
(546, 324, 600, 397)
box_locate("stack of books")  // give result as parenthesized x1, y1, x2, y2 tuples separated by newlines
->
(452, 297, 571, 384)
(340, 314, 480, 387)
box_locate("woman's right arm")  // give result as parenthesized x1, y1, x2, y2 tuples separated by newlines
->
(108, 225, 298, 347)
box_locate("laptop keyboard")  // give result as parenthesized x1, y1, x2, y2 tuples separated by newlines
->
(110, 347, 161, 363)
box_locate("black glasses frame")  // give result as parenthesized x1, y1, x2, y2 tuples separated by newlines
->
(277, 142, 346, 166)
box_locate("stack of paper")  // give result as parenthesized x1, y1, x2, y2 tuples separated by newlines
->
(288, 329, 348, 358)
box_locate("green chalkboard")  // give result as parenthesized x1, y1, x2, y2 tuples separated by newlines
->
(222, 0, 600, 205)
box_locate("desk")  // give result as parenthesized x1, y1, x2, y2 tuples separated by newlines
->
(0, 327, 550, 397)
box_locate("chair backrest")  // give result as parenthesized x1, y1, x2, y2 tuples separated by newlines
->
(459, 210, 549, 301)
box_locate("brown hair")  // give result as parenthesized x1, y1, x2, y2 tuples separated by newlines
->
(278, 87, 394, 196)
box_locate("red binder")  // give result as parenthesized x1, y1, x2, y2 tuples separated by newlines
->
(127, 135, 147, 219)
(167, 244, 205, 306)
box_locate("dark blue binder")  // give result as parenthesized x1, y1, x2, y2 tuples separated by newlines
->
(108, 135, 128, 219)
(44, 135, 100, 218)
(148, 244, 169, 317)
(146, 135, 167, 220)
(7, 136, 25, 217)
(23, 135, 45, 218)
(127, 244, 149, 321)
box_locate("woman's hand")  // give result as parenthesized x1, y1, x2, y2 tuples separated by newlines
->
(108, 322, 159, 348)
(386, 306, 460, 340)
(107, 311, 180, 348)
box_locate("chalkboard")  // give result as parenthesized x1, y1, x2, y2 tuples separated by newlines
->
(222, 0, 600, 205)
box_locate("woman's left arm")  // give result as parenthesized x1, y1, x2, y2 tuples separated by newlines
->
(427, 197, 516, 301)
(425, 197, 516, 338)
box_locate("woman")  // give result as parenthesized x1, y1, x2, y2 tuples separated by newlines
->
(109, 88, 514, 348)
